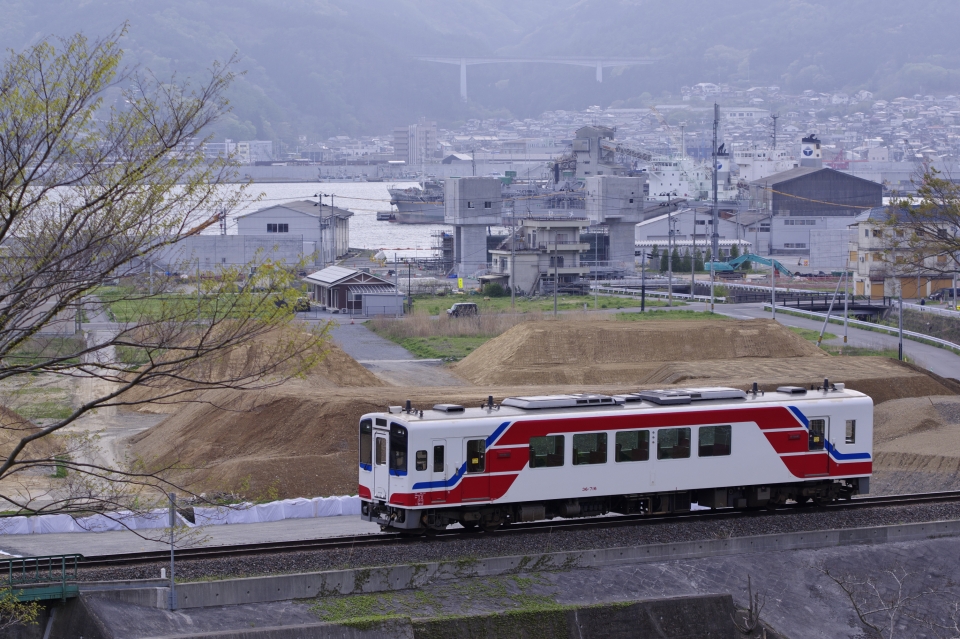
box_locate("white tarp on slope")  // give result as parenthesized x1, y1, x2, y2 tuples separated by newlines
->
(0, 495, 363, 534)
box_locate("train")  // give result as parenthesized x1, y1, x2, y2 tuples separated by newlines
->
(358, 383, 872, 532)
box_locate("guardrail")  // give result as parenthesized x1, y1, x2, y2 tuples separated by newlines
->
(0, 554, 82, 601)
(763, 304, 960, 353)
(903, 302, 960, 319)
(598, 286, 726, 304)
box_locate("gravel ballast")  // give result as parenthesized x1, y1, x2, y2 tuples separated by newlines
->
(76, 501, 960, 584)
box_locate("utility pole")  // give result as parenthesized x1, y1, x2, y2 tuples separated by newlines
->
(168, 492, 177, 610)
(553, 242, 559, 317)
(692, 209, 697, 298)
(898, 283, 904, 361)
(640, 252, 646, 312)
(667, 209, 674, 307)
(471, 149, 476, 177)
(711, 103, 719, 312)
(843, 270, 849, 346)
(770, 212, 776, 320)
(407, 262, 412, 313)
(511, 202, 516, 309)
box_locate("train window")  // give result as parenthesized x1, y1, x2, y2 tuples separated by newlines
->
(657, 428, 691, 460)
(809, 419, 826, 451)
(573, 433, 607, 465)
(359, 420, 372, 469)
(375, 437, 386, 466)
(698, 425, 732, 457)
(415, 450, 428, 471)
(529, 435, 564, 468)
(466, 439, 485, 473)
(615, 430, 649, 462)
(845, 420, 856, 444)
(433, 445, 444, 472)
(389, 423, 408, 474)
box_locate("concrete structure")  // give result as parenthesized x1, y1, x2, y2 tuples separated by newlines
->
(799, 133, 823, 168)
(584, 175, 647, 270)
(487, 216, 591, 294)
(236, 140, 274, 164)
(393, 119, 437, 165)
(150, 235, 308, 273)
(748, 166, 882, 267)
(302, 266, 401, 316)
(416, 56, 655, 101)
(444, 177, 501, 276)
(236, 200, 352, 267)
(847, 207, 953, 298)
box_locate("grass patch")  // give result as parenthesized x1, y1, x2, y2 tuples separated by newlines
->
(788, 326, 837, 342)
(823, 345, 913, 362)
(7, 337, 85, 367)
(410, 293, 671, 316)
(17, 401, 73, 421)
(393, 336, 489, 360)
(614, 310, 727, 321)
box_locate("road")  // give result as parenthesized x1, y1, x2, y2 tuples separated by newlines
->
(718, 302, 960, 380)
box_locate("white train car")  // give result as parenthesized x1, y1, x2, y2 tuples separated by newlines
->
(358, 384, 872, 532)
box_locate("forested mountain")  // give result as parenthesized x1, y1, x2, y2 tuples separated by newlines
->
(2, 1, 959, 141)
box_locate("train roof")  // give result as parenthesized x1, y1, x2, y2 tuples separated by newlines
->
(367, 384, 870, 424)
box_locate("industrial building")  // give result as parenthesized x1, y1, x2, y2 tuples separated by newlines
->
(745, 163, 882, 269)
(302, 266, 402, 316)
(150, 200, 352, 273)
(634, 208, 751, 261)
(235, 200, 352, 266)
(444, 177, 502, 276)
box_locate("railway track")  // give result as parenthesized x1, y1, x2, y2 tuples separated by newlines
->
(76, 490, 960, 569)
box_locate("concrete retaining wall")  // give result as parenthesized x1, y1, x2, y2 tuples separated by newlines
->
(82, 518, 960, 611)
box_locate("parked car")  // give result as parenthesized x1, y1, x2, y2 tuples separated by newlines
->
(446, 302, 479, 318)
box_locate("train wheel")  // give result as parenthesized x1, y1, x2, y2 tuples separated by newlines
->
(459, 520, 479, 530)
(481, 521, 501, 533)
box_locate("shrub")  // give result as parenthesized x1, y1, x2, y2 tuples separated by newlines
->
(483, 282, 507, 297)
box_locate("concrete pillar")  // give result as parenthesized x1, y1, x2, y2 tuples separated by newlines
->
(608, 221, 638, 272)
(455, 225, 488, 276)
(596, 61, 603, 83)
(460, 59, 468, 102)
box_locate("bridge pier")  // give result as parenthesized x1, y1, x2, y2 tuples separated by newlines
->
(460, 58, 467, 102)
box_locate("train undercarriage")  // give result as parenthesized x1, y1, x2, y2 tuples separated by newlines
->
(363, 478, 867, 534)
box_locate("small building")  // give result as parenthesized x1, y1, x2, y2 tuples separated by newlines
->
(847, 208, 952, 299)
(236, 200, 352, 267)
(486, 216, 591, 295)
(302, 266, 402, 316)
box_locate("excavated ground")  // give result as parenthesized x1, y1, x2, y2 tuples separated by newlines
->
(124, 319, 960, 498)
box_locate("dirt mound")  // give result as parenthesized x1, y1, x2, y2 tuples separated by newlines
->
(123, 336, 385, 414)
(0, 406, 61, 461)
(454, 319, 822, 386)
(130, 387, 515, 499)
(870, 395, 960, 494)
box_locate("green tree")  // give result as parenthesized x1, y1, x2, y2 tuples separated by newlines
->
(0, 29, 327, 520)
(694, 249, 705, 271)
(730, 244, 741, 259)
(888, 168, 960, 275)
(680, 249, 692, 272)
(660, 248, 669, 272)
(671, 247, 682, 272)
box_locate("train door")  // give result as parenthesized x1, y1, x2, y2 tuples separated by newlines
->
(373, 430, 389, 499)
(430, 439, 448, 504)
(808, 417, 829, 475)
(460, 438, 489, 502)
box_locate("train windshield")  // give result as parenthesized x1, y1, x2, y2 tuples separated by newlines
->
(359, 419, 372, 467)
(390, 422, 408, 474)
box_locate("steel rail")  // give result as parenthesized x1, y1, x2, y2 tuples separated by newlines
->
(76, 490, 960, 569)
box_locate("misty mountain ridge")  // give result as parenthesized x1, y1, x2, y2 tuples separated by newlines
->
(2, 0, 959, 142)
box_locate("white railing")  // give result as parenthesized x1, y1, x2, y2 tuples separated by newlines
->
(763, 304, 960, 352)
(598, 286, 726, 304)
(903, 302, 960, 319)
